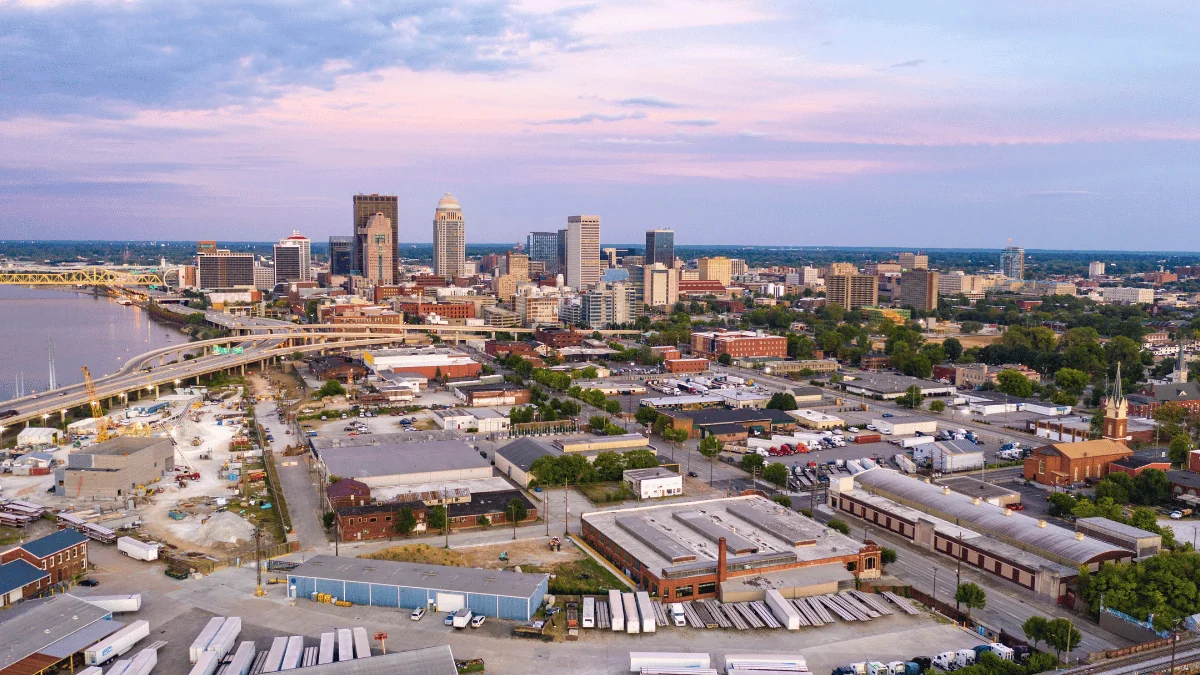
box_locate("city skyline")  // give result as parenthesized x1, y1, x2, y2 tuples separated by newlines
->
(1, 2, 1198, 249)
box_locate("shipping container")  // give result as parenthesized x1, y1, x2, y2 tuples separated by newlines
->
(609, 589, 625, 632)
(78, 668, 103, 675)
(206, 617, 242, 660)
(622, 593, 640, 634)
(189, 617, 225, 663)
(226, 641, 258, 675)
(318, 633, 335, 665)
(117, 537, 160, 561)
(630, 652, 712, 672)
(352, 626, 371, 657)
(188, 651, 219, 675)
(337, 628, 353, 661)
(765, 590, 801, 630)
(635, 591, 656, 633)
(81, 594, 141, 613)
(124, 647, 157, 675)
(724, 654, 807, 671)
(282, 636, 304, 669)
(852, 434, 882, 444)
(84, 620, 149, 665)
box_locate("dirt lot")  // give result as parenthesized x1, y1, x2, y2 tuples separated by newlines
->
(364, 539, 583, 570)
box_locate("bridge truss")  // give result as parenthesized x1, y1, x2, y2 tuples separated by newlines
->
(0, 267, 164, 286)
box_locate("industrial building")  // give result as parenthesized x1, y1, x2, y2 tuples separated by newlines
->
(287, 555, 548, 620)
(0, 594, 120, 675)
(554, 434, 651, 454)
(623, 467, 683, 499)
(788, 409, 844, 430)
(452, 383, 531, 407)
(663, 408, 797, 439)
(930, 440, 985, 473)
(1, 529, 89, 586)
(872, 415, 937, 436)
(494, 439, 555, 487)
(936, 476, 1020, 507)
(55, 437, 176, 499)
(581, 496, 880, 603)
(314, 439, 492, 488)
(1074, 517, 1161, 558)
(842, 374, 955, 399)
(830, 469, 1131, 598)
(361, 347, 482, 380)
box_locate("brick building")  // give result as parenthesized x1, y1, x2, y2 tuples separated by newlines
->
(535, 328, 585, 348)
(689, 330, 787, 360)
(337, 502, 428, 542)
(484, 340, 540, 359)
(447, 490, 537, 529)
(1108, 455, 1171, 478)
(649, 346, 682, 361)
(0, 559, 50, 606)
(310, 356, 368, 383)
(454, 383, 532, 407)
(325, 478, 372, 510)
(859, 354, 891, 371)
(1023, 439, 1133, 486)
(1, 529, 89, 585)
(396, 301, 475, 320)
(664, 358, 709, 374)
(1127, 381, 1200, 417)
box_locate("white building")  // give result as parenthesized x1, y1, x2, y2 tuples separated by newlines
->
(566, 215, 601, 291)
(432, 193, 466, 278)
(274, 231, 312, 284)
(872, 415, 938, 436)
(1088, 261, 1106, 278)
(623, 467, 683, 499)
(1101, 287, 1154, 304)
(470, 408, 511, 434)
(788, 408, 845, 430)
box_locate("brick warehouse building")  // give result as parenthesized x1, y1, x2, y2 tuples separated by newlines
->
(337, 502, 428, 541)
(581, 496, 879, 602)
(690, 330, 787, 360)
(1, 529, 89, 586)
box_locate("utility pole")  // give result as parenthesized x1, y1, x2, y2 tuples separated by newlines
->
(932, 566, 938, 604)
(955, 527, 962, 611)
(563, 479, 570, 536)
(1170, 625, 1179, 675)
(253, 526, 264, 597)
(544, 489, 549, 536)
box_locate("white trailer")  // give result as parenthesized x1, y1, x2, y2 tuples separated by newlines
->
(262, 636, 288, 672)
(188, 651, 219, 675)
(724, 654, 808, 671)
(452, 608, 473, 629)
(282, 636, 304, 669)
(630, 652, 712, 672)
(894, 454, 917, 473)
(582, 596, 595, 628)
(206, 616, 241, 659)
(318, 633, 335, 665)
(622, 593, 640, 634)
(117, 537, 159, 561)
(84, 620, 149, 665)
(78, 669, 103, 675)
(124, 647, 157, 675)
(189, 617, 225, 663)
(635, 591, 657, 633)
(932, 443, 984, 472)
(337, 628, 353, 661)
(226, 641, 258, 675)
(352, 626, 371, 657)
(106, 660, 132, 675)
(765, 590, 801, 630)
(81, 594, 141, 613)
(895, 436, 937, 449)
(609, 589, 625, 632)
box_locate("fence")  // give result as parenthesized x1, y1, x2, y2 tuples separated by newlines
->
(510, 420, 578, 436)
(166, 541, 299, 575)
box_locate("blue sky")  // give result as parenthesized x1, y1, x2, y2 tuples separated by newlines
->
(0, 0, 1197, 249)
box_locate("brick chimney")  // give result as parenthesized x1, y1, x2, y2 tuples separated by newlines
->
(717, 536, 728, 585)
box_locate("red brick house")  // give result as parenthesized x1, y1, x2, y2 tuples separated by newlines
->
(337, 502, 427, 541)
(1107, 455, 1171, 478)
(0, 559, 51, 606)
(1127, 381, 1200, 417)
(326, 478, 372, 510)
(0, 529, 89, 585)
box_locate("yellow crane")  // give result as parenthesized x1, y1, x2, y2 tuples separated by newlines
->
(82, 367, 110, 442)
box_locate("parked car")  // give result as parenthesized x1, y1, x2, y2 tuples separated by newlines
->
(882, 413, 894, 418)
(866, 424, 878, 431)
(410, 607, 425, 620)
(688, 471, 699, 478)
(78, 579, 99, 587)
(470, 615, 486, 628)
(1171, 511, 1184, 519)
(444, 613, 455, 626)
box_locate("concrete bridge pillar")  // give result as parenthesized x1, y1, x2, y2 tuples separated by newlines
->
(159, 354, 165, 366)
(155, 385, 159, 398)
(241, 363, 245, 376)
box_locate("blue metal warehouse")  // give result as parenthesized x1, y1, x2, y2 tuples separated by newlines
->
(287, 555, 549, 621)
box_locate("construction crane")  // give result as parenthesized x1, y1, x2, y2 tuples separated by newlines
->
(82, 366, 111, 442)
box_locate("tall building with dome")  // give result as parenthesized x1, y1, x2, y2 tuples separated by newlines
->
(433, 193, 466, 277)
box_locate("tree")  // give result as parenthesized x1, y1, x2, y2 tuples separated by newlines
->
(1132, 468, 1171, 506)
(395, 506, 417, 535)
(427, 505, 446, 532)
(961, 321, 983, 334)
(507, 498, 528, 539)
(880, 547, 897, 565)
(827, 519, 850, 535)
(996, 369, 1035, 398)
(1043, 618, 1082, 660)
(1047, 492, 1078, 517)
(1054, 368, 1090, 398)
(321, 511, 336, 529)
(955, 582, 987, 622)
(739, 452, 765, 473)
(635, 406, 660, 428)
(698, 435, 722, 485)
(578, 365, 598, 380)
(593, 451, 626, 481)
(1093, 473, 1131, 504)
(766, 392, 798, 411)
(929, 400, 946, 414)
(896, 385, 923, 409)
(718, 353, 732, 365)
(943, 337, 963, 362)
(1021, 616, 1050, 651)
(623, 449, 659, 470)
(509, 406, 535, 424)
(317, 379, 346, 398)
(1170, 434, 1192, 467)
(604, 399, 623, 415)
(764, 462, 789, 487)
(772, 495, 792, 507)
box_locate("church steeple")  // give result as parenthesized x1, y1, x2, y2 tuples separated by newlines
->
(1103, 363, 1128, 444)
(1173, 333, 1188, 384)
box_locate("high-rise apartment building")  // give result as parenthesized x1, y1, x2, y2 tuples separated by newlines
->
(899, 269, 939, 312)
(354, 194, 398, 281)
(253, 264, 276, 291)
(581, 282, 634, 328)
(697, 257, 732, 286)
(329, 236, 354, 276)
(505, 252, 530, 281)
(826, 274, 879, 309)
(432, 193, 466, 277)
(897, 253, 929, 270)
(643, 263, 679, 308)
(1001, 246, 1025, 280)
(197, 240, 218, 255)
(566, 215, 601, 291)
(197, 251, 254, 289)
(526, 232, 559, 273)
(1089, 261, 1106, 278)
(361, 213, 394, 284)
(825, 262, 858, 278)
(800, 266, 820, 284)
(645, 229, 674, 267)
(729, 259, 747, 276)
(274, 231, 311, 285)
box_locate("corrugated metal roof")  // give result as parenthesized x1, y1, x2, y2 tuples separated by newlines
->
(39, 619, 122, 658)
(0, 595, 110, 671)
(320, 440, 490, 481)
(853, 469, 1127, 566)
(291, 555, 547, 599)
(1075, 517, 1160, 542)
(494, 439, 555, 472)
(289, 645, 456, 674)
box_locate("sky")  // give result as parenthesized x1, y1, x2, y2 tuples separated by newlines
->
(0, 0, 1198, 249)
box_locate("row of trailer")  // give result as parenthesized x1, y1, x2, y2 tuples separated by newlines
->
(0, 499, 44, 527)
(188, 618, 371, 675)
(591, 590, 918, 636)
(629, 651, 807, 674)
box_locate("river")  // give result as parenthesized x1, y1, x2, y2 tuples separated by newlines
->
(0, 286, 190, 401)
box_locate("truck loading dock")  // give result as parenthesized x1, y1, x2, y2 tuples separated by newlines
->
(287, 555, 548, 621)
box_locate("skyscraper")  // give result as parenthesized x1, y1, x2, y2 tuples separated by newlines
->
(328, 236, 354, 276)
(645, 229, 674, 267)
(897, 252, 929, 270)
(527, 232, 559, 273)
(566, 215, 600, 290)
(826, 274, 878, 310)
(362, 213, 394, 284)
(1001, 246, 1025, 280)
(274, 231, 311, 285)
(898, 269, 939, 312)
(197, 251, 254, 289)
(354, 194, 398, 281)
(432, 193, 466, 277)
(556, 229, 567, 277)
(698, 257, 732, 286)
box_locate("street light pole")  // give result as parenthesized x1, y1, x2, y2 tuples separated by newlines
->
(932, 566, 938, 604)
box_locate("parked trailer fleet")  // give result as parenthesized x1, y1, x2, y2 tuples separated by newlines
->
(188, 651, 219, 675)
(622, 593, 640, 634)
(318, 633, 335, 665)
(635, 591, 657, 633)
(283, 635, 305, 669)
(353, 626, 371, 657)
(226, 641, 258, 675)
(123, 647, 157, 675)
(337, 628, 353, 661)
(725, 653, 807, 672)
(765, 590, 801, 630)
(84, 620, 149, 665)
(609, 589, 626, 632)
(190, 617, 226, 663)
(79, 594, 141, 613)
(207, 616, 242, 659)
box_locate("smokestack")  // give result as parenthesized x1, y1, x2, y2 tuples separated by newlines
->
(717, 536, 728, 588)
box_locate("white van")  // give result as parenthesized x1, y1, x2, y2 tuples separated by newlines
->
(932, 652, 956, 670)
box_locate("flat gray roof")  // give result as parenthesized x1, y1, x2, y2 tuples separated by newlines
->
(0, 595, 112, 670)
(79, 436, 169, 456)
(937, 476, 1019, 502)
(291, 645, 456, 674)
(291, 555, 548, 599)
(319, 440, 490, 481)
(494, 439, 556, 471)
(1075, 517, 1161, 542)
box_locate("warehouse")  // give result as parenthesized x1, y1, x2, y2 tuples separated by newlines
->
(623, 467, 683, 499)
(287, 555, 549, 620)
(830, 469, 1131, 597)
(842, 374, 956, 399)
(555, 434, 650, 453)
(937, 476, 1021, 507)
(872, 415, 938, 436)
(930, 440, 985, 473)
(1075, 517, 1162, 558)
(315, 439, 492, 488)
(663, 408, 797, 439)
(581, 496, 880, 603)
(55, 437, 176, 499)
(494, 439, 555, 487)
(0, 594, 119, 675)
(788, 409, 844, 430)
(453, 383, 531, 407)
(362, 346, 482, 380)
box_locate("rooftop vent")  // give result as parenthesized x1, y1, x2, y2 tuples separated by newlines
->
(1002, 509, 1012, 516)
(1037, 520, 1047, 528)
(1075, 532, 1086, 541)
(942, 486, 951, 495)
(971, 497, 981, 505)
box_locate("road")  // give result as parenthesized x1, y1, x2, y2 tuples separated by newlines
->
(257, 399, 329, 551)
